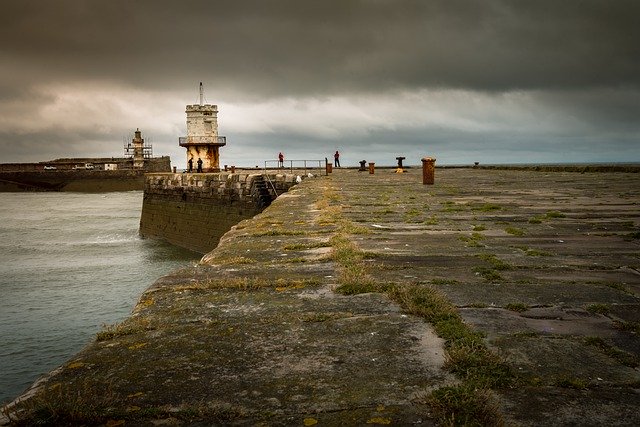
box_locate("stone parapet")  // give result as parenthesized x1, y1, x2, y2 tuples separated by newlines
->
(139, 172, 299, 253)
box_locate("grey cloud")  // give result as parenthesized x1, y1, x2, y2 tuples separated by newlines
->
(1, 0, 638, 97)
(1, 0, 638, 165)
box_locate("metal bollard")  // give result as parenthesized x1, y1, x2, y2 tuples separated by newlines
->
(173, 166, 177, 173)
(359, 160, 367, 171)
(421, 157, 436, 185)
(326, 163, 333, 174)
(230, 165, 236, 173)
(368, 162, 375, 174)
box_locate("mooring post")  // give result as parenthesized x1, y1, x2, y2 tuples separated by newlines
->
(421, 157, 436, 185)
(368, 162, 375, 174)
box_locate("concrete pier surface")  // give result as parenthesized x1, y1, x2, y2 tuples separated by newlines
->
(3, 168, 639, 425)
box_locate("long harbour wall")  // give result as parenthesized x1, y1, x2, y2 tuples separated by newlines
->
(0, 157, 172, 192)
(3, 168, 640, 425)
(0, 169, 149, 192)
(139, 172, 299, 253)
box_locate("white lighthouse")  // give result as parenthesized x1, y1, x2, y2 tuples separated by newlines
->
(179, 83, 226, 172)
(131, 128, 145, 169)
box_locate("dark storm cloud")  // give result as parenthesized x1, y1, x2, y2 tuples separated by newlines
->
(1, 0, 638, 97)
(1, 0, 638, 165)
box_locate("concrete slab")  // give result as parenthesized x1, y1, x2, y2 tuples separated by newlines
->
(5, 167, 639, 425)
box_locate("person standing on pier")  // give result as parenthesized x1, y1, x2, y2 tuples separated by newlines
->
(334, 150, 341, 167)
(188, 157, 193, 172)
(197, 158, 203, 173)
(278, 152, 284, 168)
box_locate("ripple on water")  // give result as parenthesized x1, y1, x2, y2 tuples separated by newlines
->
(0, 192, 199, 405)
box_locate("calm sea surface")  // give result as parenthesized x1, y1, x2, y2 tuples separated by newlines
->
(0, 192, 199, 404)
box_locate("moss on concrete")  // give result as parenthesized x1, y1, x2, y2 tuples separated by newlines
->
(5, 168, 640, 426)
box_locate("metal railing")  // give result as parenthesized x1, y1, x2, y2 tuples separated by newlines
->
(263, 159, 325, 175)
(263, 174, 278, 196)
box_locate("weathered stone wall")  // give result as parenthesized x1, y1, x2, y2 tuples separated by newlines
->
(0, 170, 148, 192)
(139, 172, 298, 253)
(0, 156, 171, 173)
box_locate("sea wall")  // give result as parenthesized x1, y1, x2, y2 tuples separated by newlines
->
(0, 170, 148, 192)
(0, 156, 171, 173)
(0, 157, 172, 192)
(139, 172, 298, 253)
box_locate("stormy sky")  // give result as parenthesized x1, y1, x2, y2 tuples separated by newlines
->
(1, 0, 638, 167)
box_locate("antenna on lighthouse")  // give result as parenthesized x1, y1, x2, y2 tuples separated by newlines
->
(199, 82, 204, 106)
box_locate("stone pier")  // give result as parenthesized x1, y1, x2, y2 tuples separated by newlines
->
(139, 172, 299, 253)
(4, 168, 640, 426)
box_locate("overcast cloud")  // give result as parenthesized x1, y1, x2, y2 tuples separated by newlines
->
(1, 0, 638, 167)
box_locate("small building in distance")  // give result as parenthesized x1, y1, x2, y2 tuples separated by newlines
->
(179, 82, 227, 172)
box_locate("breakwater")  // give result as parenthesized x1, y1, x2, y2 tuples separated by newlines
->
(0, 170, 147, 192)
(139, 172, 299, 253)
(0, 157, 171, 192)
(3, 168, 640, 426)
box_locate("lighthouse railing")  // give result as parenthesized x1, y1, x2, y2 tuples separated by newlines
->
(179, 136, 227, 146)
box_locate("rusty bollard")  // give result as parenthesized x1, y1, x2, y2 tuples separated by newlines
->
(326, 163, 333, 174)
(359, 160, 367, 171)
(368, 162, 375, 174)
(230, 165, 236, 173)
(421, 157, 436, 185)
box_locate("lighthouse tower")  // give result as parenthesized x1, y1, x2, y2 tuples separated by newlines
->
(179, 83, 227, 172)
(132, 128, 145, 169)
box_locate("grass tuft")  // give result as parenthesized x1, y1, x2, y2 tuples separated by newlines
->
(505, 303, 529, 313)
(215, 256, 255, 265)
(472, 203, 502, 212)
(584, 336, 639, 368)
(96, 319, 153, 342)
(505, 226, 526, 236)
(612, 320, 640, 334)
(477, 254, 512, 270)
(545, 211, 566, 219)
(473, 267, 504, 282)
(553, 375, 589, 390)
(525, 248, 552, 257)
(283, 241, 331, 251)
(428, 385, 503, 427)
(184, 277, 321, 291)
(585, 303, 610, 315)
(253, 229, 307, 237)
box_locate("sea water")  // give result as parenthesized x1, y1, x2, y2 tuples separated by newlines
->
(0, 192, 199, 404)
